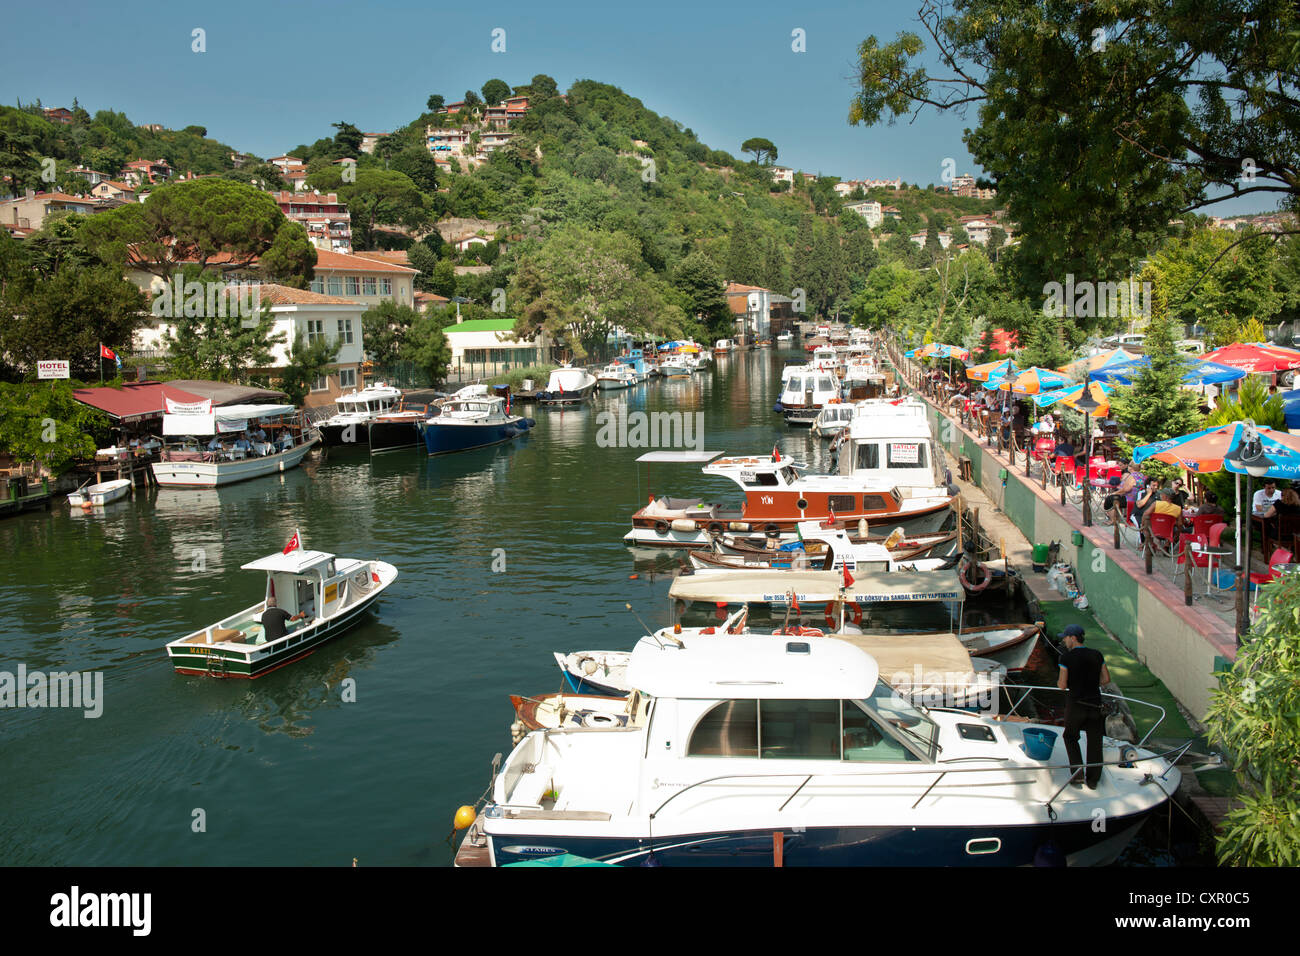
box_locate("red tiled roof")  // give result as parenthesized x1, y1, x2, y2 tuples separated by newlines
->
(256, 283, 360, 306)
(73, 382, 206, 420)
(1, 192, 99, 205)
(725, 282, 768, 295)
(350, 250, 411, 266)
(312, 248, 417, 274)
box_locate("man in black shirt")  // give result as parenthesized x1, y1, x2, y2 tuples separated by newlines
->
(1057, 624, 1110, 789)
(259, 596, 307, 643)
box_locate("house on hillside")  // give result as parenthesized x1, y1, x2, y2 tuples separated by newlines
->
(844, 200, 883, 228)
(120, 158, 173, 187)
(272, 190, 352, 253)
(726, 282, 777, 341)
(43, 107, 74, 125)
(90, 180, 137, 202)
(770, 166, 794, 184)
(0, 190, 104, 230)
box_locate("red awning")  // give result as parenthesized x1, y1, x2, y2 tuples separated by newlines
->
(72, 382, 207, 423)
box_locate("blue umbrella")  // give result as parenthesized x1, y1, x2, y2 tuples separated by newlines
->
(1033, 380, 1114, 409)
(1091, 355, 1248, 387)
(1131, 422, 1300, 479)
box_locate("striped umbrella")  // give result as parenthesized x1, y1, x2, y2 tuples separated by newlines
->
(1132, 422, 1300, 477)
(966, 358, 1018, 383)
(1057, 348, 1141, 376)
(1034, 380, 1114, 415)
(997, 367, 1073, 395)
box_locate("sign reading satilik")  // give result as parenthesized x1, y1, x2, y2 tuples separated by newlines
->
(37, 360, 70, 380)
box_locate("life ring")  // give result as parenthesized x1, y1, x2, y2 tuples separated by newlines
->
(654, 520, 670, 536)
(707, 521, 724, 535)
(582, 712, 621, 728)
(824, 601, 864, 628)
(960, 559, 993, 592)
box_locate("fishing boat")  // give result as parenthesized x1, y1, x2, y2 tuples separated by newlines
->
(810, 403, 857, 439)
(67, 479, 132, 507)
(553, 650, 630, 696)
(689, 523, 956, 573)
(776, 367, 840, 426)
(421, 392, 535, 455)
(715, 526, 960, 561)
(462, 634, 1181, 866)
(713, 339, 736, 354)
(536, 366, 597, 406)
(659, 355, 692, 377)
(809, 346, 843, 378)
(152, 404, 318, 488)
(624, 450, 955, 549)
(596, 363, 639, 390)
(316, 384, 403, 448)
(165, 535, 397, 678)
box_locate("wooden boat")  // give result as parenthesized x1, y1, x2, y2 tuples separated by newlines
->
(67, 479, 132, 507)
(165, 541, 397, 678)
(368, 408, 427, 454)
(153, 403, 318, 488)
(508, 691, 645, 744)
(716, 527, 960, 560)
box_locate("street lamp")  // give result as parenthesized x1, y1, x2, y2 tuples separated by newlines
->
(1226, 420, 1277, 641)
(1072, 383, 1102, 528)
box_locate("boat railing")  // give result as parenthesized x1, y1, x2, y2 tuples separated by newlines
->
(996, 684, 1168, 747)
(645, 737, 1194, 825)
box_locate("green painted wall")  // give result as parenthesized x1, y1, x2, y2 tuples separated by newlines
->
(1072, 539, 1141, 655)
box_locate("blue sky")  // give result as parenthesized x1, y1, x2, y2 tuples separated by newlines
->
(0, 0, 1268, 214)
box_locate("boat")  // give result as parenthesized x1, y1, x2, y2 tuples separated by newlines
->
(536, 366, 597, 406)
(421, 392, 535, 455)
(715, 526, 961, 561)
(462, 634, 1181, 866)
(624, 450, 956, 549)
(152, 404, 318, 488)
(553, 651, 631, 696)
(809, 346, 843, 378)
(368, 406, 428, 454)
(164, 538, 397, 678)
(67, 479, 132, 507)
(810, 403, 857, 439)
(509, 691, 642, 744)
(713, 339, 736, 354)
(690, 523, 957, 573)
(596, 362, 640, 390)
(776, 366, 840, 426)
(832, 399, 958, 504)
(659, 356, 692, 377)
(316, 384, 403, 448)
(776, 331, 793, 343)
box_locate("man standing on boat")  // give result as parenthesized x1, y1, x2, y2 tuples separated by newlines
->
(1057, 624, 1110, 790)
(259, 596, 307, 643)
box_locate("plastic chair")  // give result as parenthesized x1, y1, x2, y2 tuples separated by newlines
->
(1249, 548, 1294, 587)
(1147, 513, 1178, 555)
(1191, 513, 1221, 539)
(1208, 522, 1228, 548)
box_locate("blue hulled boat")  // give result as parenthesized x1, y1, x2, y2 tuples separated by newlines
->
(420, 391, 535, 456)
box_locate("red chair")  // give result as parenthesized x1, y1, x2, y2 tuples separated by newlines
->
(1147, 513, 1178, 555)
(1249, 548, 1294, 587)
(1055, 457, 1076, 485)
(1208, 522, 1228, 548)
(1191, 513, 1222, 539)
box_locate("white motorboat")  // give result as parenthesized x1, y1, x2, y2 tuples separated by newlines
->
(152, 404, 318, 488)
(421, 392, 534, 455)
(810, 403, 857, 439)
(463, 634, 1181, 866)
(659, 356, 692, 377)
(713, 339, 736, 354)
(777, 366, 840, 426)
(537, 366, 598, 405)
(596, 363, 639, 390)
(317, 384, 403, 448)
(164, 538, 397, 678)
(67, 479, 132, 507)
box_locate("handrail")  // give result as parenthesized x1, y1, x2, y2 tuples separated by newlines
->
(1000, 683, 1167, 747)
(643, 740, 1192, 822)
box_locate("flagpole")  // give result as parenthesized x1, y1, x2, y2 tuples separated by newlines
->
(98, 343, 103, 385)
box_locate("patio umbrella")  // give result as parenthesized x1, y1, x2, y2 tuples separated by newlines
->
(966, 358, 1018, 382)
(915, 343, 971, 361)
(1091, 355, 1248, 387)
(1131, 422, 1300, 477)
(1200, 342, 1300, 375)
(1057, 348, 1141, 376)
(997, 367, 1073, 395)
(1034, 380, 1114, 415)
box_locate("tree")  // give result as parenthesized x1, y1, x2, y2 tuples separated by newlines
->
(1204, 572, 1300, 865)
(1107, 303, 1205, 459)
(725, 221, 762, 287)
(463, 91, 483, 112)
(406, 312, 451, 385)
(162, 272, 286, 381)
(673, 252, 731, 337)
(426, 94, 445, 113)
(0, 381, 109, 475)
(360, 300, 420, 366)
(331, 121, 363, 157)
(79, 179, 314, 284)
(390, 147, 439, 193)
(740, 137, 778, 166)
(277, 333, 340, 406)
(848, 1, 1300, 305)
(429, 258, 458, 298)
(337, 169, 427, 250)
(526, 74, 559, 100)
(481, 79, 511, 107)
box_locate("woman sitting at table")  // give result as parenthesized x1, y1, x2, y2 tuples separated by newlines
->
(1258, 488, 1300, 542)
(1104, 462, 1142, 525)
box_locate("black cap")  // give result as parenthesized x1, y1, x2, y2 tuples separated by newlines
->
(1059, 624, 1085, 639)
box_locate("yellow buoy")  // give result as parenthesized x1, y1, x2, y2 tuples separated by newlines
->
(454, 805, 477, 830)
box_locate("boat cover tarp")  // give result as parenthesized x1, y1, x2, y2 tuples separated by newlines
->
(831, 632, 976, 679)
(164, 380, 288, 405)
(669, 568, 964, 605)
(163, 403, 297, 436)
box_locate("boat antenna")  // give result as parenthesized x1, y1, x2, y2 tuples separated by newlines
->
(626, 603, 681, 648)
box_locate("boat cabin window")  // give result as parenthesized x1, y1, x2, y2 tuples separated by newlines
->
(687, 696, 931, 761)
(855, 443, 880, 470)
(779, 466, 798, 484)
(817, 377, 834, 391)
(886, 442, 927, 468)
(748, 472, 779, 487)
(861, 494, 890, 511)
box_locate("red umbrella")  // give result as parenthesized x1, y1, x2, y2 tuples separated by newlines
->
(1200, 343, 1300, 375)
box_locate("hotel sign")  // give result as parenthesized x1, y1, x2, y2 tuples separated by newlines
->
(37, 360, 70, 380)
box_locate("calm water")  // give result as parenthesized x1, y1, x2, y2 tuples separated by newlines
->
(0, 351, 1192, 865)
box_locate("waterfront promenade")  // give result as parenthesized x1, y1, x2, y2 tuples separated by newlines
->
(889, 346, 1237, 720)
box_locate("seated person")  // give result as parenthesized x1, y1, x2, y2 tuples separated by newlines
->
(1259, 487, 1300, 540)
(206, 436, 223, 452)
(1195, 490, 1225, 518)
(1130, 479, 1161, 529)
(1144, 489, 1185, 531)
(1168, 478, 1190, 509)
(232, 435, 253, 454)
(1104, 462, 1141, 524)
(258, 596, 308, 643)
(250, 426, 267, 442)
(1252, 479, 1282, 518)
(276, 429, 293, 449)
(1054, 437, 1077, 460)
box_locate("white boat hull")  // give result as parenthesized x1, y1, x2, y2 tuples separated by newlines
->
(68, 479, 132, 507)
(151, 440, 317, 488)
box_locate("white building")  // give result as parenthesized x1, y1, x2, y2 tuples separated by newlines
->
(844, 200, 883, 228)
(769, 166, 794, 184)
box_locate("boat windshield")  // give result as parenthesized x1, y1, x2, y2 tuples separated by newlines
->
(859, 680, 940, 759)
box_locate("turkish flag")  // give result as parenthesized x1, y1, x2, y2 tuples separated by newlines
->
(842, 563, 855, 588)
(790, 590, 800, 614)
(100, 344, 117, 361)
(282, 531, 301, 555)
(772, 444, 780, 462)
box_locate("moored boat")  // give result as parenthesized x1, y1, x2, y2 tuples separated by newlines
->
(368, 407, 427, 454)
(165, 534, 397, 678)
(152, 403, 318, 489)
(596, 362, 639, 390)
(421, 392, 535, 455)
(317, 384, 403, 448)
(536, 366, 597, 405)
(67, 479, 132, 507)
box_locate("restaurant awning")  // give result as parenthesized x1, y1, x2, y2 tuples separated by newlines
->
(162, 404, 297, 436)
(164, 380, 288, 406)
(72, 382, 207, 424)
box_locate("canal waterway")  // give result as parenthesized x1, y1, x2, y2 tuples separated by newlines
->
(0, 349, 1195, 865)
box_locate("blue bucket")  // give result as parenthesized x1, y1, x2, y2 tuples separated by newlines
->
(1022, 728, 1057, 760)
